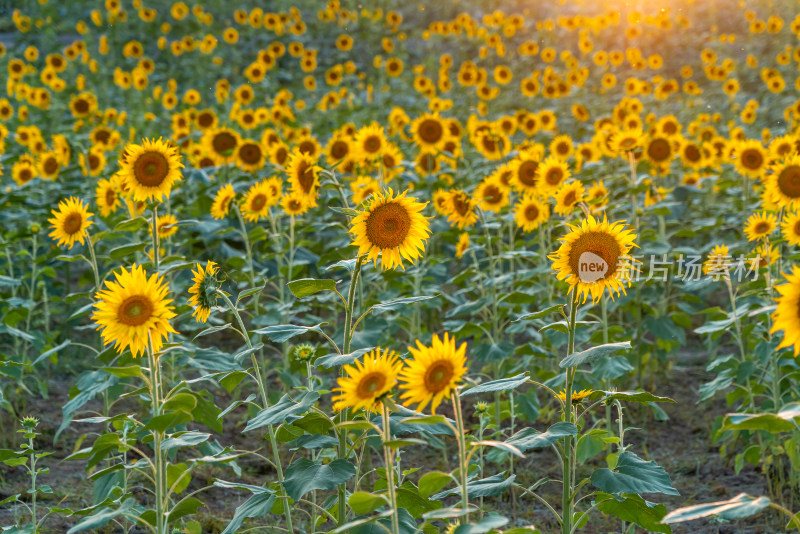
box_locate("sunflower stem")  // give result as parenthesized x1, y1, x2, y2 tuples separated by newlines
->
(151, 205, 160, 274)
(381, 403, 400, 534)
(146, 338, 166, 534)
(84, 229, 101, 291)
(451, 390, 470, 524)
(562, 290, 579, 534)
(216, 289, 294, 532)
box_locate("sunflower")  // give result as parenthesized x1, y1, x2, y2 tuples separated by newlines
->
(95, 178, 120, 217)
(586, 181, 608, 206)
(549, 134, 575, 160)
(554, 181, 585, 216)
(48, 197, 93, 249)
(353, 123, 387, 163)
(766, 155, 800, 208)
(475, 177, 509, 212)
(508, 148, 543, 194)
(211, 184, 235, 220)
(119, 138, 183, 202)
(92, 264, 177, 357)
(749, 243, 779, 269)
(281, 192, 310, 216)
(351, 175, 380, 205)
(11, 159, 37, 186)
(770, 267, 800, 356)
(350, 188, 431, 271)
(325, 133, 353, 167)
(734, 139, 769, 178)
(537, 156, 571, 195)
(411, 113, 448, 151)
(332, 348, 404, 413)
(781, 211, 800, 246)
(188, 260, 218, 323)
(743, 212, 777, 241)
(702, 244, 731, 276)
(38, 151, 61, 181)
(445, 190, 478, 229)
(455, 232, 469, 259)
(152, 213, 179, 239)
(514, 195, 550, 232)
(399, 333, 468, 414)
(609, 127, 644, 155)
(550, 215, 639, 302)
(643, 135, 673, 169)
(286, 149, 321, 205)
(235, 139, 266, 172)
(555, 388, 594, 403)
(242, 180, 277, 222)
(202, 127, 241, 164)
(432, 189, 451, 216)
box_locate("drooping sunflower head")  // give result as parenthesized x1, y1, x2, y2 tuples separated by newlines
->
(445, 190, 479, 229)
(211, 184, 236, 220)
(332, 348, 404, 413)
(47, 196, 93, 249)
(286, 148, 321, 205)
(767, 154, 800, 208)
(188, 260, 218, 324)
(743, 211, 777, 242)
(350, 188, 431, 271)
(399, 332, 468, 414)
(119, 138, 183, 202)
(770, 266, 800, 357)
(549, 215, 639, 303)
(92, 264, 177, 357)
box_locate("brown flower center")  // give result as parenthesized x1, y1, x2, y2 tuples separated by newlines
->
(212, 132, 237, 156)
(424, 360, 454, 393)
(133, 151, 168, 187)
(684, 144, 701, 162)
(43, 157, 59, 175)
(118, 295, 153, 326)
(197, 112, 214, 128)
(546, 167, 564, 186)
(567, 231, 622, 280)
(740, 148, 763, 170)
(363, 135, 381, 154)
(647, 138, 671, 162)
(356, 372, 386, 399)
(250, 193, 267, 211)
(63, 212, 82, 234)
(298, 140, 316, 155)
(418, 118, 443, 144)
(73, 99, 89, 114)
(330, 140, 348, 159)
(365, 201, 411, 249)
(563, 190, 577, 207)
(517, 160, 538, 187)
(753, 221, 770, 234)
(778, 165, 800, 198)
(483, 185, 502, 204)
(524, 204, 540, 221)
(239, 143, 262, 165)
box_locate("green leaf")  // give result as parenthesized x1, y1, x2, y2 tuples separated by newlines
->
(590, 451, 679, 496)
(461, 373, 529, 397)
(540, 320, 598, 334)
(329, 206, 360, 217)
(371, 295, 437, 313)
(282, 458, 357, 500)
(168, 497, 203, 523)
(596, 493, 671, 533)
(432, 473, 515, 500)
(418, 471, 454, 498)
(213, 479, 273, 494)
(108, 242, 147, 260)
(112, 217, 147, 232)
(167, 463, 192, 495)
(453, 513, 509, 534)
(67, 498, 136, 533)
(237, 285, 265, 301)
(506, 422, 577, 453)
(101, 366, 145, 379)
(661, 493, 770, 524)
(288, 278, 337, 298)
(220, 493, 276, 534)
(314, 347, 375, 369)
(513, 304, 565, 322)
(244, 392, 320, 432)
(349, 491, 389, 515)
(722, 403, 800, 433)
(193, 323, 232, 340)
(162, 431, 210, 451)
(602, 391, 676, 404)
(252, 323, 328, 343)
(33, 339, 70, 365)
(560, 341, 632, 368)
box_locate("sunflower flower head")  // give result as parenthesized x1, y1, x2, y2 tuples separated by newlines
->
(770, 266, 800, 357)
(350, 188, 431, 270)
(555, 388, 594, 403)
(47, 196, 93, 249)
(399, 332, 468, 414)
(119, 138, 183, 202)
(92, 264, 178, 357)
(188, 260, 219, 323)
(332, 348, 404, 413)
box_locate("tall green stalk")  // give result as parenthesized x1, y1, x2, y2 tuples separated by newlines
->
(561, 290, 579, 534)
(381, 403, 400, 534)
(451, 390, 470, 524)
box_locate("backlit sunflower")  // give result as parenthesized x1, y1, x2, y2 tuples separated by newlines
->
(188, 260, 218, 323)
(242, 180, 277, 222)
(399, 333, 468, 414)
(211, 184, 235, 220)
(92, 264, 177, 357)
(770, 266, 800, 356)
(554, 181, 585, 216)
(281, 192, 310, 216)
(781, 211, 800, 246)
(332, 348, 404, 413)
(550, 215, 639, 302)
(119, 138, 183, 202)
(743, 212, 776, 241)
(514, 195, 550, 232)
(96, 178, 121, 217)
(537, 156, 571, 195)
(286, 149, 321, 205)
(48, 197, 93, 249)
(766, 155, 800, 208)
(350, 188, 430, 271)
(734, 139, 769, 179)
(445, 190, 479, 229)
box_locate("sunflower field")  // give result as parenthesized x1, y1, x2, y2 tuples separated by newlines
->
(3, 0, 800, 532)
